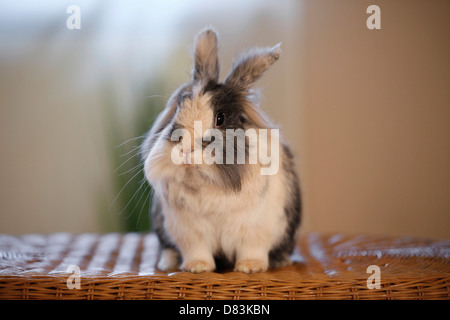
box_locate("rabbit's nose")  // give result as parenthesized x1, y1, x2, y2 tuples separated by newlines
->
(182, 151, 192, 164)
(180, 135, 195, 159)
(181, 139, 194, 153)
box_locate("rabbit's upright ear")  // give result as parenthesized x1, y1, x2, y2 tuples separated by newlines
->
(192, 28, 220, 83)
(225, 44, 281, 90)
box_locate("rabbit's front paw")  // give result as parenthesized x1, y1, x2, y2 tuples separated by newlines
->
(234, 259, 268, 273)
(157, 248, 180, 272)
(181, 259, 215, 273)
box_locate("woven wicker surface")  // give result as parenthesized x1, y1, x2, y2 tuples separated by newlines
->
(0, 232, 448, 300)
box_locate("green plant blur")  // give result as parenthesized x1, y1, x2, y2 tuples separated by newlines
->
(104, 81, 165, 232)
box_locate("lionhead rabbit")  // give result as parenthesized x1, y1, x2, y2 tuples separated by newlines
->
(141, 28, 301, 273)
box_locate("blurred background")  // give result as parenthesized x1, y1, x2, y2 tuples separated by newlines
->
(0, 0, 448, 239)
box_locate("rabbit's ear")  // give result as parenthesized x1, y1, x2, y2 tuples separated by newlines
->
(192, 28, 220, 83)
(225, 44, 281, 90)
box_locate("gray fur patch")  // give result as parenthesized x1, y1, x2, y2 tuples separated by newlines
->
(268, 143, 302, 267)
(224, 44, 281, 90)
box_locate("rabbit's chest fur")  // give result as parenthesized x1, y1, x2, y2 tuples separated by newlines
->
(157, 167, 287, 259)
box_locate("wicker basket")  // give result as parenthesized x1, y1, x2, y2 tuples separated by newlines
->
(0, 232, 448, 300)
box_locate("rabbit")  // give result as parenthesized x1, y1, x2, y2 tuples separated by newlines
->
(140, 27, 301, 273)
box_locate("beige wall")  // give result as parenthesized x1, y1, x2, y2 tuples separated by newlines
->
(295, 0, 450, 238)
(0, 1, 448, 238)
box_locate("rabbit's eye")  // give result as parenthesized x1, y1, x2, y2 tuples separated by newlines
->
(215, 112, 225, 127)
